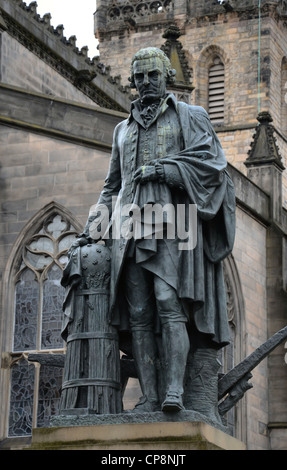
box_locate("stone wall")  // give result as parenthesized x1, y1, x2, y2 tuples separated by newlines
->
(266, 226, 287, 450)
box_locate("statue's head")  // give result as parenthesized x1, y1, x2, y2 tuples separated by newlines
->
(129, 47, 176, 104)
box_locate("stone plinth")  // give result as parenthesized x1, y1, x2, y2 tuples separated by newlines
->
(30, 419, 246, 451)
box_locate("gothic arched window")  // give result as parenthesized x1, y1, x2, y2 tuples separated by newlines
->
(6, 208, 79, 437)
(208, 56, 225, 124)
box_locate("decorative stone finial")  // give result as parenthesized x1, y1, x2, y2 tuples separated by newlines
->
(245, 111, 285, 170)
(161, 25, 193, 87)
(162, 24, 182, 41)
(257, 110, 273, 125)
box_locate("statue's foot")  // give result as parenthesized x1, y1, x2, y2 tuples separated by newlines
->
(129, 395, 160, 413)
(161, 392, 185, 412)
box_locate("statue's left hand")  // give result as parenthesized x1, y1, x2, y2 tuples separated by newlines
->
(134, 165, 158, 184)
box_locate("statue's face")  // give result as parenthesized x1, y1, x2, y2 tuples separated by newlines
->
(133, 56, 166, 104)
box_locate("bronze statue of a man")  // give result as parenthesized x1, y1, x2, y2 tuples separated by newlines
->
(74, 47, 236, 421)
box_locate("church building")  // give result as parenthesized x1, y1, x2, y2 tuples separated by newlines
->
(0, 0, 287, 450)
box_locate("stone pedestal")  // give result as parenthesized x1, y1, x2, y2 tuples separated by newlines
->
(30, 418, 245, 451)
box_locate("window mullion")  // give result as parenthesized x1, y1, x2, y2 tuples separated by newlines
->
(32, 362, 40, 430)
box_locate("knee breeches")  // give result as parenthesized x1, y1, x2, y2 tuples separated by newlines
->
(124, 258, 186, 331)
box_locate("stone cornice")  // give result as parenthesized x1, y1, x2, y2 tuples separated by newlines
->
(0, 83, 127, 150)
(0, 0, 133, 112)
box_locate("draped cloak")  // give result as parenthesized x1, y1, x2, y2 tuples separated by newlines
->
(62, 95, 236, 348)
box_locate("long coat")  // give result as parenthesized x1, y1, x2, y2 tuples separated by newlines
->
(92, 96, 236, 347)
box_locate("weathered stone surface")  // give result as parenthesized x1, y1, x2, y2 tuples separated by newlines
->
(31, 420, 246, 450)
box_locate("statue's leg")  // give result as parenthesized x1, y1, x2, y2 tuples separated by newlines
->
(154, 276, 190, 412)
(130, 329, 160, 412)
(124, 260, 160, 412)
(161, 321, 190, 412)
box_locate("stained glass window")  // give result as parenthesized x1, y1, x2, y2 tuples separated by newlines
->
(9, 359, 35, 437)
(37, 365, 63, 429)
(8, 212, 78, 437)
(14, 269, 39, 352)
(42, 264, 66, 350)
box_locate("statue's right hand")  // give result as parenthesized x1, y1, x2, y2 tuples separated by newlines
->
(78, 237, 90, 247)
(68, 235, 89, 256)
